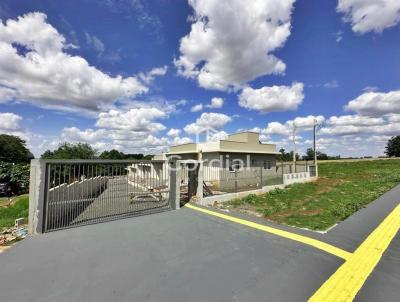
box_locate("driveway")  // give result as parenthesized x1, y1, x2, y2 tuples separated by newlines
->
(0, 185, 399, 302)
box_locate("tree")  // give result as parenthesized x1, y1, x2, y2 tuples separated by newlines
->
(277, 148, 289, 161)
(303, 148, 315, 161)
(99, 149, 125, 160)
(302, 148, 340, 161)
(41, 142, 97, 159)
(277, 148, 299, 162)
(0, 162, 30, 193)
(0, 134, 33, 163)
(125, 153, 154, 160)
(385, 136, 400, 157)
(289, 151, 300, 161)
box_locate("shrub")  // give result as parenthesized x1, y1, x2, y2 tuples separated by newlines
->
(0, 161, 30, 194)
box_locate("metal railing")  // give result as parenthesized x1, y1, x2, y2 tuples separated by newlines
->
(202, 161, 283, 194)
(42, 160, 170, 232)
(202, 161, 313, 195)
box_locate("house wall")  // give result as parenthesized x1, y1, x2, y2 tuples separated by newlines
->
(226, 132, 259, 143)
(168, 132, 277, 155)
(202, 152, 279, 192)
(165, 151, 280, 192)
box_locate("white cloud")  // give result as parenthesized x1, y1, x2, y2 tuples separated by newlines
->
(184, 112, 232, 134)
(320, 122, 400, 136)
(264, 115, 324, 136)
(61, 127, 107, 143)
(60, 127, 171, 154)
(362, 86, 378, 92)
(345, 90, 400, 116)
(139, 65, 168, 84)
(387, 114, 400, 123)
(191, 103, 203, 112)
(321, 114, 400, 136)
(175, 0, 295, 91)
(0, 12, 152, 112)
(208, 130, 228, 141)
(0, 112, 22, 130)
(192, 97, 225, 111)
(327, 115, 385, 126)
(59, 125, 192, 155)
(262, 112, 399, 157)
(96, 107, 166, 132)
(238, 82, 304, 113)
(0, 112, 32, 148)
(264, 122, 291, 136)
(85, 32, 105, 56)
(0, 86, 17, 103)
(336, 30, 343, 42)
(323, 80, 339, 89)
(206, 97, 224, 109)
(337, 0, 400, 33)
(290, 115, 325, 128)
(167, 128, 181, 137)
(170, 136, 192, 145)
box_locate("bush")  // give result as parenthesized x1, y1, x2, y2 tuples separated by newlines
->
(329, 200, 364, 220)
(0, 161, 30, 194)
(242, 194, 258, 205)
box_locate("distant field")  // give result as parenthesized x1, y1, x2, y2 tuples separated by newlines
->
(0, 195, 29, 229)
(216, 160, 400, 231)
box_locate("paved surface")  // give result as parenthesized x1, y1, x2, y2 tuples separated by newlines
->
(74, 178, 169, 224)
(0, 186, 399, 301)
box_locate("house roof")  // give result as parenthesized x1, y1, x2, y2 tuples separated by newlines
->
(167, 131, 278, 155)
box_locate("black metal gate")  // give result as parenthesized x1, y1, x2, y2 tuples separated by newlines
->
(42, 160, 170, 232)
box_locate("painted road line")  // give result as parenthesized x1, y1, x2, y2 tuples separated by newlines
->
(185, 203, 351, 260)
(308, 203, 400, 302)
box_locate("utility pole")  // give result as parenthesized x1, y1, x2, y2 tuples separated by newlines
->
(313, 119, 317, 165)
(292, 123, 297, 173)
(313, 118, 321, 177)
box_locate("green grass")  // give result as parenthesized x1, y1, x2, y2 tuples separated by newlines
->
(221, 160, 400, 231)
(0, 194, 29, 229)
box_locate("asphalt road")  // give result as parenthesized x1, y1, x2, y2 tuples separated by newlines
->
(0, 185, 399, 302)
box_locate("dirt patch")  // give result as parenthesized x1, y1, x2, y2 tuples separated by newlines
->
(314, 177, 342, 194)
(0, 198, 13, 208)
(268, 210, 295, 220)
(215, 202, 264, 218)
(236, 208, 263, 218)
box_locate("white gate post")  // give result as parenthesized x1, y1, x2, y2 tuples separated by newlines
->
(196, 161, 203, 201)
(28, 159, 47, 234)
(168, 160, 181, 210)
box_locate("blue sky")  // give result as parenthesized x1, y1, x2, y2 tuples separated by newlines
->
(0, 0, 400, 157)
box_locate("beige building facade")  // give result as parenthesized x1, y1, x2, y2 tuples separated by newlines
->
(166, 132, 280, 191)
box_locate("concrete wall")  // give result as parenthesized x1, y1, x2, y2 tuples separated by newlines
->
(226, 132, 259, 143)
(283, 172, 315, 185)
(168, 132, 277, 155)
(199, 184, 285, 206)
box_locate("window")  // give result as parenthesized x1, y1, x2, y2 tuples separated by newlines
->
(263, 160, 271, 170)
(229, 159, 242, 172)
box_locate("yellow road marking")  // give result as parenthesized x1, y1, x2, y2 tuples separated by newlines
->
(308, 203, 400, 302)
(185, 203, 351, 260)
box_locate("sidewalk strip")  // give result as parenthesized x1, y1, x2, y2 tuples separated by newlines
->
(308, 203, 400, 302)
(185, 203, 351, 260)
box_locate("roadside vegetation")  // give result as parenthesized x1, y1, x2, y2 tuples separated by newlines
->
(0, 195, 29, 229)
(217, 159, 400, 231)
